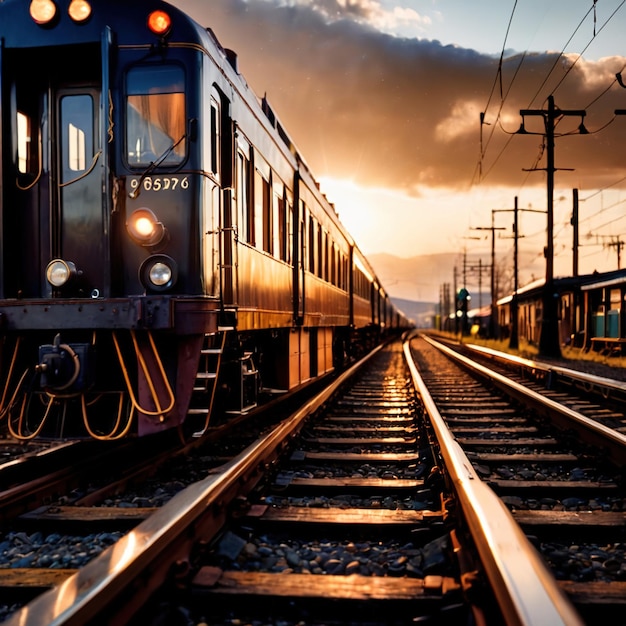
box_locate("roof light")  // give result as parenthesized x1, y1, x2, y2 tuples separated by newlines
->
(147, 10, 172, 37)
(30, 0, 57, 25)
(68, 0, 92, 23)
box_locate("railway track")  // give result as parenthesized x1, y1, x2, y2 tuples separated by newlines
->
(5, 334, 624, 624)
(409, 334, 626, 623)
(436, 334, 626, 434)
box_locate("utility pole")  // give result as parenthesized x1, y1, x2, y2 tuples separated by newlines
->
(472, 215, 505, 339)
(518, 96, 587, 358)
(478, 259, 483, 310)
(443, 283, 451, 328)
(606, 237, 624, 269)
(494, 199, 545, 350)
(453, 266, 458, 335)
(571, 189, 579, 277)
(511, 197, 519, 349)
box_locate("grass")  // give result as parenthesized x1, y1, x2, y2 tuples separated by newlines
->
(430, 330, 626, 370)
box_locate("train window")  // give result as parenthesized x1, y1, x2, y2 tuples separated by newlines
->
(14, 78, 41, 180)
(273, 185, 289, 262)
(255, 170, 271, 254)
(237, 148, 253, 244)
(315, 224, 324, 278)
(286, 200, 293, 265)
(60, 94, 94, 180)
(16, 111, 34, 175)
(273, 190, 283, 260)
(210, 95, 220, 178)
(126, 65, 185, 166)
(307, 211, 315, 273)
(324, 233, 329, 282)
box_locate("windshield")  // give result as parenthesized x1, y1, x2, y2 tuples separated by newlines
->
(126, 65, 185, 167)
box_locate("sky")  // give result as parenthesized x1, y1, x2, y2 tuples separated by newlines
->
(172, 0, 626, 301)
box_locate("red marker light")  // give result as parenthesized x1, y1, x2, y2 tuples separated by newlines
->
(147, 10, 172, 37)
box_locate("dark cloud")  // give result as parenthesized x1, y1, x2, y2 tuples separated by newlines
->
(174, 0, 626, 194)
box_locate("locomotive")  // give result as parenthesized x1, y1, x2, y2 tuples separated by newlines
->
(0, 0, 410, 440)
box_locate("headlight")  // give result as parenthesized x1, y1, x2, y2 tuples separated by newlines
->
(46, 259, 77, 288)
(149, 262, 172, 286)
(68, 0, 92, 23)
(139, 255, 177, 292)
(30, 0, 58, 25)
(126, 208, 166, 247)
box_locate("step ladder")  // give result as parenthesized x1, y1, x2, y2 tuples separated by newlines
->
(191, 326, 231, 437)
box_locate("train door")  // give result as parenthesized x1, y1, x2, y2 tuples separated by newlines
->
(9, 44, 107, 299)
(55, 88, 105, 293)
(202, 90, 222, 298)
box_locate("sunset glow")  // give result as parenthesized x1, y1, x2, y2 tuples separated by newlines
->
(175, 0, 626, 301)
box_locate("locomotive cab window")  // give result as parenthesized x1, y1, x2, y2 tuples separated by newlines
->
(14, 79, 41, 180)
(126, 65, 186, 167)
(17, 111, 35, 175)
(60, 94, 94, 179)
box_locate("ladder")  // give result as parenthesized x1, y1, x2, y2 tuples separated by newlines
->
(190, 326, 231, 437)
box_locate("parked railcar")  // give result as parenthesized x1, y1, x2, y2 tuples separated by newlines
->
(0, 0, 410, 440)
(495, 268, 626, 351)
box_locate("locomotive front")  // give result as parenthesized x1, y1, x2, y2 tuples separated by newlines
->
(0, 0, 221, 438)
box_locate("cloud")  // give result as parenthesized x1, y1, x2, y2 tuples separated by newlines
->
(174, 0, 626, 195)
(256, 0, 430, 33)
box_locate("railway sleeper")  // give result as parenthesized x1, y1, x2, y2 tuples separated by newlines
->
(188, 569, 466, 623)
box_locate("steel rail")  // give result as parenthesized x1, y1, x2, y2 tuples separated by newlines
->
(460, 340, 626, 395)
(3, 344, 385, 626)
(403, 332, 583, 626)
(422, 334, 626, 467)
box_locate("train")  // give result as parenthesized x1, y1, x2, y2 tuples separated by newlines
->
(0, 0, 411, 440)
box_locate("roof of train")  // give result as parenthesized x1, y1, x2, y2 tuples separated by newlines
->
(0, 0, 205, 47)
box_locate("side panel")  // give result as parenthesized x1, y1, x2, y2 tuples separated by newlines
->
(236, 243, 293, 329)
(302, 273, 350, 327)
(317, 327, 333, 376)
(298, 328, 310, 384)
(353, 295, 374, 328)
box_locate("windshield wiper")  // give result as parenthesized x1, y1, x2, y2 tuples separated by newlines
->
(129, 133, 186, 199)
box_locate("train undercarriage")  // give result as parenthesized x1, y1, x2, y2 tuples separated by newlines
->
(0, 314, 380, 441)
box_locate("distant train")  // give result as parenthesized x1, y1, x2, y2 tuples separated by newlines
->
(0, 0, 411, 440)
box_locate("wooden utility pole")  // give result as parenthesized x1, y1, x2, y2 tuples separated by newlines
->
(471, 215, 505, 339)
(518, 96, 587, 358)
